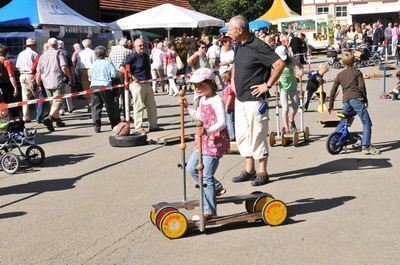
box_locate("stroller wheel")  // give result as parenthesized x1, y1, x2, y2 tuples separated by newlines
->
(373, 59, 382, 66)
(333, 62, 341, 69)
(1, 153, 20, 174)
(25, 145, 45, 166)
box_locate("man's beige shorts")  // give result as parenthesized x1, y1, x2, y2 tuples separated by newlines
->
(45, 84, 65, 111)
(235, 99, 269, 160)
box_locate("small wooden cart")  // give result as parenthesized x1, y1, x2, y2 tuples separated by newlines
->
(150, 191, 287, 239)
(150, 121, 287, 239)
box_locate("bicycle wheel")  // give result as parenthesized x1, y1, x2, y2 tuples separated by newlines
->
(25, 145, 45, 166)
(326, 132, 344, 155)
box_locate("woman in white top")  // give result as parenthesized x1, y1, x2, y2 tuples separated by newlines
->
(346, 25, 357, 49)
(218, 36, 234, 76)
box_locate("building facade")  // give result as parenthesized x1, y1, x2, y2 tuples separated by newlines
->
(302, 0, 400, 25)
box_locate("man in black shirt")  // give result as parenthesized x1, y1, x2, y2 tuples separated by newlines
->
(228, 15, 285, 186)
(289, 33, 306, 65)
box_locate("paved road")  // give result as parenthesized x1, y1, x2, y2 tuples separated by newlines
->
(1, 59, 399, 264)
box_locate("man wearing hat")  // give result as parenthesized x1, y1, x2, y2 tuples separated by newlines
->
(16, 38, 38, 122)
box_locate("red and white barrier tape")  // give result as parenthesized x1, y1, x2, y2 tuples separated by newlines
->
(0, 72, 195, 110)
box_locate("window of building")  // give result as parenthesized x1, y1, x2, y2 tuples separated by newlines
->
(316, 6, 329, 15)
(336, 5, 347, 17)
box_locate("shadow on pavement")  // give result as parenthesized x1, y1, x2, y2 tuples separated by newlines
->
(287, 196, 355, 217)
(158, 113, 180, 119)
(157, 104, 180, 109)
(185, 196, 354, 237)
(0, 211, 27, 219)
(270, 158, 392, 182)
(0, 146, 164, 209)
(36, 134, 90, 144)
(373, 140, 400, 153)
(42, 153, 94, 167)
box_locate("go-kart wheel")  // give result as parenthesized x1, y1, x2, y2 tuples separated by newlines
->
(326, 132, 344, 155)
(293, 131, 299, 147)
(269, 132, 276, 147)
(281, 135, 288, 147)
(25, 145, 45, 166)
(155, 206, 178, 230)
(150, 209, 156, 226)
(245, 191, 264, 213)
(304, 127, 310, 141)
(1, 153, 20, 174)
(160, 211, 188, 239)
(253, 194, 275, 213)
(262, 199, 287, 226)
(150, 202, 168, 226)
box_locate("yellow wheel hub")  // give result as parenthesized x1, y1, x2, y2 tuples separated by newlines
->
(160, 211, 188, 239)
(262, 199, 287, 226)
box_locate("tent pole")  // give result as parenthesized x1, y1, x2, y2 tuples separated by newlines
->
(168, 29, 171, 40)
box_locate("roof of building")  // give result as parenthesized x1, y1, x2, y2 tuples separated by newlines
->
(100, 0, 193, 12)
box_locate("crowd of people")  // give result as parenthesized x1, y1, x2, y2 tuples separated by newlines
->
(1, 14, 392, 221)
(333, 19, 400, 55)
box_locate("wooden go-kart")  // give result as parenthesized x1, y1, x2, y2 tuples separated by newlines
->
(150, 121, 287, 239)
(150, 191, 287, 239)
(269, 82, 310, 147)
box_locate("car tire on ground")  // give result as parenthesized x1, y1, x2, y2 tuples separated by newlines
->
(109, 133, 148, 147)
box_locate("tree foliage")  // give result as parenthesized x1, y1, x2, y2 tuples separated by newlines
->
(189, 0, 273, 21)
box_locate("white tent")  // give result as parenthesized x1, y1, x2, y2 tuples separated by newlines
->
(110, 3, 224, 38)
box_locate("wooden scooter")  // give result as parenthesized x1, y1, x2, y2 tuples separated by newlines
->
(317, 83, 328, 113)
(270, 84, 302, 147)
(149, 90, 196, 145)
(150, 121, 288, 239)
(296, 77, 310, 143)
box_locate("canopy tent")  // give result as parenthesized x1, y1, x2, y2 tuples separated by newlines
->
(219, 19, 271, 33)
(132, 30, 161, 39)
(249, 20, 272, 31)
(111, 3, 224, 39)
(0, 0, 105, 29)
(258, 0, 299, 25)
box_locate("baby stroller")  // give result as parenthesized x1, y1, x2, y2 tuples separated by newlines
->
(366, 46, 384, 66)
(0, 120, 45, 174)
(353, 46, 370, 68)
(327, 47, 341, 69)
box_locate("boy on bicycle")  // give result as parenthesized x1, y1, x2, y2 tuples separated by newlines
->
(328, 52, 380, 155)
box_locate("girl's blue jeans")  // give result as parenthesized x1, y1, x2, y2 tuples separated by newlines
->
(187, 152, 222, 216)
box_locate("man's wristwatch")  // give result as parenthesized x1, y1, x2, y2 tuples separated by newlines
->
(266, 84, 272, 89)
